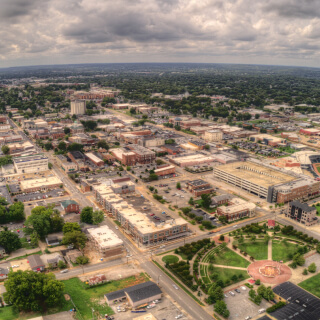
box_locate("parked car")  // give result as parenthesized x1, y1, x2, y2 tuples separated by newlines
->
(228, 291, 235, 296)
(235, 289, 241, 293)
(241, 286, 247, 291)
(172, 284, 179, 290)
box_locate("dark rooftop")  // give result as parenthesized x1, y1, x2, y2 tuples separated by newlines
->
(105, 281, 162, 303)
(272, 281, 320, 320)
(289, 201, 315, 213)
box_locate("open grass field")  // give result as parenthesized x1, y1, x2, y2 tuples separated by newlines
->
(162, 255, 179, 264)
(213, 247, 250, 268)
(272, 240, 302, 262)
(236, 241, 268, 260)
(299, 273, 320, 298)
(62, 273, 149, 319)
(209, 266, 249, 284)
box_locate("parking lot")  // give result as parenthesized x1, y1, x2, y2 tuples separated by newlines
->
(14, 189, 66, 203)
(224, 286, 271, 320)
(110, 295, 190, 320)
(0, 184, 13, 204)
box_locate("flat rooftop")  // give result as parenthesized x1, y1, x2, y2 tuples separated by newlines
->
(87, 226, 123, 249)
(215, 161, 296, 188)
(13, 154, 48, 163)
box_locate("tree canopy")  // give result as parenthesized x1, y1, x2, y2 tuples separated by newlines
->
(4, 270, 64, 311)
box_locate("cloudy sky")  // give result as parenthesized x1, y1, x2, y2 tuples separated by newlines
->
(1, 0, 320, 68)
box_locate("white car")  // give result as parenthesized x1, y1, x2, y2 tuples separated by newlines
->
(115, 226, 119, 230)
(241, 286, 247, 291)
(172, 284, 179, 290)
(175, 315, 183, 319)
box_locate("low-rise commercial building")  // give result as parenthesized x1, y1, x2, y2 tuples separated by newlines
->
(56, 155, 78, 172)
(186, 179, 214, 197)
(105, 281, 162, 307)
(85, 152, 104, 167)
(154, 165, 176, 177)
(20, 176, 62, 193)
(87, 225, 124, 258)
(169, 153, 215, 167)
(216, 197, 256, 222)
(13, 154, 48, 173)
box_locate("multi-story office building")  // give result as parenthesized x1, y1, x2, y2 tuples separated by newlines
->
(13, 154, 48, 173)
(70, 100, 86, 115)
(286, 201, 318, 226)
(203, 130, 223, 142)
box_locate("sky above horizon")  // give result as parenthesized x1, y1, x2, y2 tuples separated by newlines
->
(1, 0, 320, 68)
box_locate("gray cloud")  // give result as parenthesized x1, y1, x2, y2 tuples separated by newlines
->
(0, 0, 319, 67)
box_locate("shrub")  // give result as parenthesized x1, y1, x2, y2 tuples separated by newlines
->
(308, 262, 317, 273)
(266, 301, 286, 313)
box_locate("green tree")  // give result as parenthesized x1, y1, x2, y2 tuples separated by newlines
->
(0, 197, 8, 206)
(50, 211, 64, 232)
(1, 145, 9, 155)
(249, 289, 256, 299)
(9, 201, 25, 221)
(25, 206, 53, 238)
(254, 294, 262, 305)
(214, 300, 230, 318)
(80, 206, 93, 224)
(64, 127, 70, 134)
(201, 193, 211, 209)
(97, 140, 109, 150)
(62, 222, 81, 234)
(208, 283, 224, 303)
(308, 262, 317, 273)
(302, 268, 308, 275)
(57, 260, 66, 269)
(149, 173, 159, 181)
(76, 255, 89, 265)
(176, 182, 181, 189)
(0, 205, 7, 224)
(67, 142, 83, 152)
(0, 230, 21, 253)
(44, 142, 53, 151)
(48, 162, 53, 169)
(293, 253, 305, 266)
(188, 197, 194, 205)
(4, 270, 64, 311)
(62, 230, 87, 252)
(57, 141, 67, 151)
(92, 210, 104, 225)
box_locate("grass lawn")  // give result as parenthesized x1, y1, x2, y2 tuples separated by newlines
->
(213, 247, 250, 268)
(272, 240, 301, 262)
(162, 255, 179, 264)
(63, 273, 149, 319)
(209, 266, 249, 284)
(299, 273, 320, 298)
(236, 241, 268, 260)
(177, 252, 188, 260)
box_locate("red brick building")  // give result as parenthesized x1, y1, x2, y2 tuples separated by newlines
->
(61, 200, 80, 214)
